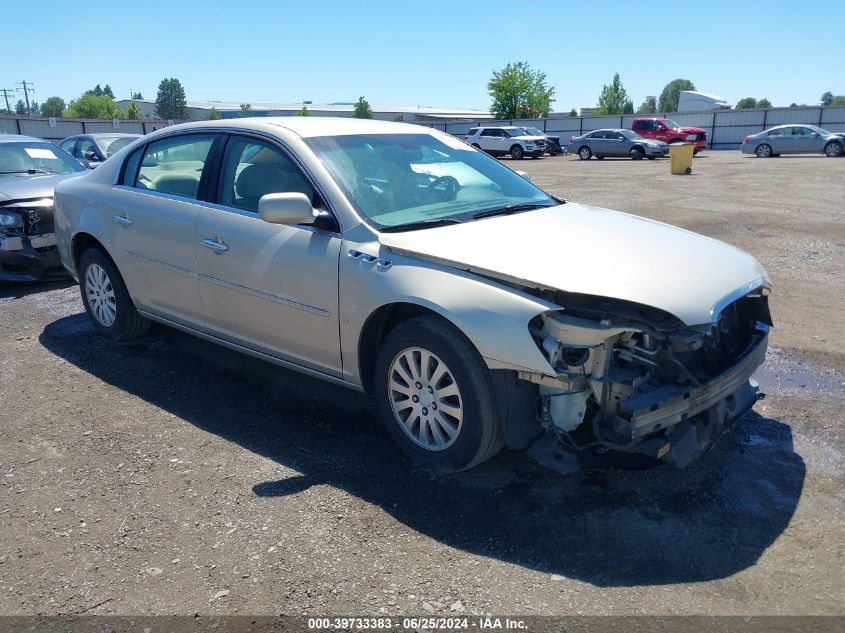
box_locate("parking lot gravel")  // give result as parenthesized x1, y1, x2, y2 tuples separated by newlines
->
(1, 151, 843, 617)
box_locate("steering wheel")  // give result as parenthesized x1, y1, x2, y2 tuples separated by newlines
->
(426, 175, 459, 200)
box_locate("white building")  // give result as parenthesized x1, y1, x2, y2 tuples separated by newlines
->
(117, 100, 493, 123)
(677, 91, 730, 112)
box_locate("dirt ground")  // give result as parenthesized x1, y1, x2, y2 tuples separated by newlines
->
(1, 151, 843, 618)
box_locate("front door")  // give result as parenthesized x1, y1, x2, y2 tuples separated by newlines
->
(195, 134, 342, 376)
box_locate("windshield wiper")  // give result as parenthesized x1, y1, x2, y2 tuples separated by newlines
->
(379, 218, 464, 233)
(472, 203, 555, 220)
(0, 169, 53, 175)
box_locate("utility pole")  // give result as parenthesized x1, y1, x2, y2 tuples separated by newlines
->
(16, 80, 35, 115)
(0, 88, 15, 113)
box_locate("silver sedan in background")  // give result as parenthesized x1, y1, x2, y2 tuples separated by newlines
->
(742, 125, 845, 158)
(569, 129, 669, 160)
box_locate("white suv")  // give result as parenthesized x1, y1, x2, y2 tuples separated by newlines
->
(464, 126, 546, 160)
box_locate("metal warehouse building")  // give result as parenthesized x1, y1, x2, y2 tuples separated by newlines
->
(117, 100, 493, 123)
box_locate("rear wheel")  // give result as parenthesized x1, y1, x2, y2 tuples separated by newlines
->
(79, 248, 149, 340)
(374, 316, 503, 472)
(578, 146, 592, 160)
(756, 144, 773, 158)
(510, 145, 524, 160)
(629, 146, 645, 160)
(824, 141, 843, 157)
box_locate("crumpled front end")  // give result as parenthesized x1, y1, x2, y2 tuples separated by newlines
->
(0, 198, 62, 281)
(521, 286, 771, 468)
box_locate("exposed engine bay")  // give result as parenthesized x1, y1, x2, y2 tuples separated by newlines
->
(0, 198, 61, 281)
(520, 288, 772, 468)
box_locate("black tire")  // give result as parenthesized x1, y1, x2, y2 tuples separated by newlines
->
(578, 146, 592, 160)
(647, 156, 656, 160)
(510, 145, 524, 160)
(78, 248, 149, 341)
(629, 146, 645, 160)
(596, 156, 604, 160)
(755, 144, 773, 158)
(374, 315, 503, 472)
(824, 141, 843, 157)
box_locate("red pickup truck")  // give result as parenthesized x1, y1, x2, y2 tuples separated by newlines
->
(631, 118, 708, 153)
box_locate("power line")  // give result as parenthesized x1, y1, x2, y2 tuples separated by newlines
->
(16, 80, 35, 116)
(0, 88, 15, 112)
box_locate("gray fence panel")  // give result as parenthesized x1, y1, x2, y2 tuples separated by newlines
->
(715, 109, 767, 127)
(1, 116, 182, 143)
(821, 107, 845, 125)
(0, 118, 18, 134)
(766, 107, 822, 125)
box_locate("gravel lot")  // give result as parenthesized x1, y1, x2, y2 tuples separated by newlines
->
(1, 151, 843, 618)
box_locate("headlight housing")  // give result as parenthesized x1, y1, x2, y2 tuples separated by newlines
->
(686, 134, 698, 141)
(0, 211, 23, 228)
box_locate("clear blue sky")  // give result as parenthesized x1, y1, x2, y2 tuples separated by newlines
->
(5, 0, 844, 111)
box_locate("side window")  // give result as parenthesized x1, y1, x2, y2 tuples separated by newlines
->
(480, 129, 495, 137)
(120, 145, 144, 186)
(468, 128, 479, 136)
(77, 138, 97, 159)
(59, 139, 76, 155)
(135, 134, 215, 199)
(588, 131, 604, 139)
(791, 127, 808, 136)
(217, 136, 315, 213)
(768, 128, 783, 136)
(634, 121, 645, 130)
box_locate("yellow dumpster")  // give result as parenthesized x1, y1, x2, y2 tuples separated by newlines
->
(669, 143, 695, 175)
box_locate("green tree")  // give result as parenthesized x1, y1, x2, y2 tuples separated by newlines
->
(657, 79, 696, 112)
(103, 84, 115, 99)
(126, 101, 142, 120)
(206, 106, 222, 120)
(831, 96, 845, 106)
(568, 108, 577, 117)
(736, 97, 757, 109)
(131, 91, 143, 100)
(297, 105, 311, 116)
(65, 93, 125, 119)
(353, 96, 373, 119)
(15, 99, 26, 115)
(487, 61, 554, 119)
(154, 78, 189, 120)
(41, 97, 66, 117)
(623, 99, 634, 114)
(595, 73, 629, 115)
(820, 91, 834, 106)
(29, 101, 40, 116)
(637, 96, 657, 114)
(239, 103, 252, 117)
(757, 98, 772, 108)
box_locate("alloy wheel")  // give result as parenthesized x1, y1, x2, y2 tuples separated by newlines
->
(85, 263, 117, 327)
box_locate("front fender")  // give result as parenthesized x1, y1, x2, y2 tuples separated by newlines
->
(340, 238, 559, 385)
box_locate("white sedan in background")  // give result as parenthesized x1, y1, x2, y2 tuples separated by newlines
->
(54, 118, 771, 473)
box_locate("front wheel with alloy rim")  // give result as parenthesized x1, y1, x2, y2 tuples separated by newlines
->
(756, 144, 773, 158)
(824, 141, 843, 157)
(578, 146, 592, 160)
(629, 147, 645, 160)
(374, 315, 502, 472)
(79, 248, 149, 340)
(510, 145, 524, 160)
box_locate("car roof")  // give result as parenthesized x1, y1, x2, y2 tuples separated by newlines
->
(149, 116, 437, 140)
(65, 133, 144, 139)
(0, 134, 47, 144)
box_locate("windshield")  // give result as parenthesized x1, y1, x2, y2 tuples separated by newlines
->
(662, 119, 682, 129)
(0, 142, 84, 174)
(521, 127, 543, 136)
(620, 130, 644, 140)
(306, 133, 556, 230)
(95, 136, 139, 157)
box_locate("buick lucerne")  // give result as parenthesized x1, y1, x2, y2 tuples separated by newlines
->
(54, 118, 771, 472)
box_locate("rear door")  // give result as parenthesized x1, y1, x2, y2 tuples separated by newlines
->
(195, 133, 342, 375)
(107, 132, 219, 329)
(478, 128, 497, 152)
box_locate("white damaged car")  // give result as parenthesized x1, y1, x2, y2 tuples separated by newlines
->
(53, 118, 771, 472)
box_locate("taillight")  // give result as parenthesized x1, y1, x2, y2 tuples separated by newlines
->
(743, 136, 750, 144)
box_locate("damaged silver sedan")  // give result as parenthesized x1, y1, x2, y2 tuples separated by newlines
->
(53, 118, 771, 472)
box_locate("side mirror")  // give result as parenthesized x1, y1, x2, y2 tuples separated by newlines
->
(258, 192, 317, 225)
(84, 150, 99, 161)
(515, 170, 532, 182)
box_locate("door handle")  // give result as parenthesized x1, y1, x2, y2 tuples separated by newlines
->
(113, 213, 133, 226)
(201, 238, 229, 252)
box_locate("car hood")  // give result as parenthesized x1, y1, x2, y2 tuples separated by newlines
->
(678, 126, 705, 134)
(378, 203, 767, 326)
(0, 172, 83, 204)
(513, 135, 546, 142)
